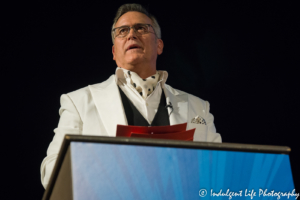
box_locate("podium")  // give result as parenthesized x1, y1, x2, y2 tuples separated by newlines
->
(42, 135, 295, 200)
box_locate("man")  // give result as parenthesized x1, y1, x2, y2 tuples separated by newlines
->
(40, 3, 221, 189)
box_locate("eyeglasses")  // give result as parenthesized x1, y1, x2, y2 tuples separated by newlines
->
(112, 23, 157, 38)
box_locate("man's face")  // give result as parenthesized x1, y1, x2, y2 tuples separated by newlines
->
(112, 11, 163, 72)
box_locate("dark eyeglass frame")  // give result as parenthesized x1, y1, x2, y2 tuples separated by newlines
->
(112, 23, 157, 38)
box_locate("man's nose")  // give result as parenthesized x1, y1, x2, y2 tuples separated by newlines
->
(127, 27, 138, 40)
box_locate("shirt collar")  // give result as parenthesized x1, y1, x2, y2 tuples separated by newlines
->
(115, 67, 168, 86)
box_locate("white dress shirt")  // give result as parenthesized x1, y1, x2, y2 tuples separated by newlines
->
(115, 67, 168, 125)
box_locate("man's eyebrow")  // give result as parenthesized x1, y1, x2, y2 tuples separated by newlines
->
(115, 25, 129, 28)
(115, 23, 147, 28)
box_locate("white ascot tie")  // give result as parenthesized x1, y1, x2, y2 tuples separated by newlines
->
(126, 71, 160, 99)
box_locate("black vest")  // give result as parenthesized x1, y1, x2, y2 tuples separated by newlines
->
(118, 87, 170, 126)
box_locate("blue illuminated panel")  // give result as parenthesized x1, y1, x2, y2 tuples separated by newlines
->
(71, 142, 294, 200)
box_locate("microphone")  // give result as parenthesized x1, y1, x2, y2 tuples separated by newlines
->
(165, 102, 173, 116)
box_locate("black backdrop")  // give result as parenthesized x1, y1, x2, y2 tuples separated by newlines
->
(2, 0, 299, 199)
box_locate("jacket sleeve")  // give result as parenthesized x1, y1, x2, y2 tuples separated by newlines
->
(205, 101, 222, 143)
(40, 94, 83, 189)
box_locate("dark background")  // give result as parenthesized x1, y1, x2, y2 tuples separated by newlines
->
(2, 0, 299, 199)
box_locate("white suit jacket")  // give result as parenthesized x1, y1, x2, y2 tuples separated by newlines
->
(40, 75, 221, 189)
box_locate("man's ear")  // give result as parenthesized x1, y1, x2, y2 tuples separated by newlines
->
(157, 39, 164, 55)
(112, 45, 116, 60)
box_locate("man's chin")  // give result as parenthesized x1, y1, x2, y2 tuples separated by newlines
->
(119, 59, 144, 70)
(125, 56, 144, 65)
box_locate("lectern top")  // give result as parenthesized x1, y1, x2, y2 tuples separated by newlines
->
(64, 135, 291, 154)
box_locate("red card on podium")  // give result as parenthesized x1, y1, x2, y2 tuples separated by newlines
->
(130, 128, 195, 141)
(116, 123, 187, 137)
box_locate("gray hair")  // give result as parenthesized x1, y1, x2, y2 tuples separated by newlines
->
(111, 4, 161, 44)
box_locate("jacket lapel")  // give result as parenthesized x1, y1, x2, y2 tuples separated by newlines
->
(163, 84, 188, 125)
(88, 76, 188, 136)
(89, 75, 127, 136)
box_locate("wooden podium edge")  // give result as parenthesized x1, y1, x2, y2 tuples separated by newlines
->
(63, 135, 291, 154)
(42, 137, 73, 200)
(42, 135, 291, 200)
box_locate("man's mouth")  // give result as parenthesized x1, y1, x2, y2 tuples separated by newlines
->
(127, 44, 142, 51)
